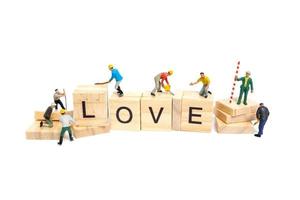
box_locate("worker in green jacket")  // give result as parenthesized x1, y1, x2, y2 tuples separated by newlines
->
(235, 71, 254, 105)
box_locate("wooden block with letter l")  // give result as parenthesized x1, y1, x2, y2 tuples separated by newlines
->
(215, 99, 259, 116)
(26, 121, 68, 140)
(180, 91, 213, 132)
(141, 92, 173, 131)
(215, 118, 255, 134)
(73, 85, 109, 127)
(109, 92, 142, 131)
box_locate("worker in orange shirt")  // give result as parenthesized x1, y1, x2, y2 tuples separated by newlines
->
(151, 70, 173, 96)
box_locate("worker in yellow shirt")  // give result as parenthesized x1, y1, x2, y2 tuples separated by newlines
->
(190, 72, 212, 98)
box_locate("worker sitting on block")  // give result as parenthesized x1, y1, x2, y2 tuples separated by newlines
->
(151, 70, 173, 96)
(58, 109, 75, 145)
(190, 72, 212, 98)
(40, 103, 56, 128)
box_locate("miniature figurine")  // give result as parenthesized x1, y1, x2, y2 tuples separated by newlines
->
(54, 89, 66, 110)
(151, 70, 173, 96)
(40, 103, 56, 128)
(95, 64, 124, 97)
(190, 72, 212, 98)
(58, 109, 75, 145)
(235, 71, 254, 105)
(254, 103, 270, 137)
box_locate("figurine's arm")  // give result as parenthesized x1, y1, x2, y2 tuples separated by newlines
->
(250, 79, 254, 92)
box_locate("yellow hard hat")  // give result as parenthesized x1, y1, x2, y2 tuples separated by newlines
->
(168, 70, 174, 75)
(108, 64, 114, 70)
(164, 84, 171, 91)
(60, 109, 66, 114)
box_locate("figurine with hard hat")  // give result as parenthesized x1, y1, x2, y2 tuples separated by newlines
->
(108, 64, 124, 97)
(40, 103, 56, 128)
(58, 109, 75, 145)
(235, 71, 254, 105)
(151, 70, 174, 96)
(190, 72, 212, 98)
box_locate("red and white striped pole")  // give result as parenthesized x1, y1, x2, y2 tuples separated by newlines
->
(229, 61, 240, 103)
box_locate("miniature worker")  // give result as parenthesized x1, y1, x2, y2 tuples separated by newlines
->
(108, 64, 124, 97)
(58, 109, 75, 145)
(254, 103, 270, 138)
(40, 103, 56, 128)
(151, 70, 173, 96)
(53, 89, 66, 110)
(190, 72, 212, 98)
(235, 71, 254, 105)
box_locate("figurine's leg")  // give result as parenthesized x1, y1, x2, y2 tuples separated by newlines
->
(57, 99, 65, 109)
(258, 119, 266, 136)
(67, 127, 74, 141)
(243, 89, 249, 105)
(199, 86, 205, 96)
(151, 76, 160, 95)
(58, 127, 66, 145)
(237, 88, 244, 105)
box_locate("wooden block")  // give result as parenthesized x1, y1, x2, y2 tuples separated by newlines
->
(34, 111, 73, 121)
(180, 91, 213, 132)
(110, 92, 142, 131)
(141, 92, 173, 131)
(215, 108, 256, 124)
(72, 123, 111, 138)
(73, 85, 109, 127)
(215, 99, 259, 116)
(215, 117, 255, 134)
(172, 91, 183, 131)
(26, 122, 68, 140)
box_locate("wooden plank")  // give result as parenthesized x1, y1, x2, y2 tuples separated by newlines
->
(72, 124, 110, 138)
(172, 91, 183, 131)
(180, 91, 213, 132)
(215, 99, 259, 116)
(34, 111, 73, 121)
(26, 121, 68, 140)
(141, 92, 173, 131)
(109, 92, 142, 131)
(215, 108, 256, 124)
(215, 117, 255, 134)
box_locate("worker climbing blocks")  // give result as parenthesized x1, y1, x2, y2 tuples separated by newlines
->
(110, 92, 142, 131)
(173, 91, 214, 132)
(72, 85, 111, 138)
(215, 99, 258, 134)
(141, 92, 173, 131)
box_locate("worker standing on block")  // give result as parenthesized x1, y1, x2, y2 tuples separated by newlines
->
(40, 103, 56, 128)
(53, 89, 66, 110)
(108, 64, 124, 97)
(254, 103, 270, 138)
(58, 109, 75, 145)
(151, 70, 173, 96)
(235, 71, 254, 105)
(190, 72, 212, 98)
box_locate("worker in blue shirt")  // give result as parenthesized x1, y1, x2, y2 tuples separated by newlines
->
(108, 64, 124, 97)
(254, 103, 270, 138)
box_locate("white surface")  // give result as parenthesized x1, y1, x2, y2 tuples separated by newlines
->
(0, 0, 299, 199)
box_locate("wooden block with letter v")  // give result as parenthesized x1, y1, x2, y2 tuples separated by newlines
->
(141, 92, 173, 131)
(73, 85, 109, 127)
(110, 92, 142, 131)
(180, 91, 213, 132)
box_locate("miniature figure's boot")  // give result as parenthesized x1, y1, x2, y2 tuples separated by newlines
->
(57, 136, 63, 145)
(69, 133, 74, 141)
(117, 86, 124, 95)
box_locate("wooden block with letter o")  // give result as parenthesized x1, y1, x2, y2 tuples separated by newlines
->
(180, 91, 213, 132)
(73, 85, 109, 127)
(110, 92, 142, 131)
(141, 92, 173, 131)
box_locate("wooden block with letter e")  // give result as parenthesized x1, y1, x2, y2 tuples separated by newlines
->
(215, 99, 259, 116)
(73, 85, 109, 127)
(110, 92, 142, 131)
(180, 91, 213, 132)
(141, 92, 173, 131)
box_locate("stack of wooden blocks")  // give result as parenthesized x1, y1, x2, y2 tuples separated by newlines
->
(215, 99, 258, 133)
(72, 85, 111, 138)
(26, 111, 73, 140)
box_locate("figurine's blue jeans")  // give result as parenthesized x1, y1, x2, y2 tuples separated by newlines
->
(199, 85, 208, 97)
(115, 80, 122, 89)
(258, 119, 267, 136)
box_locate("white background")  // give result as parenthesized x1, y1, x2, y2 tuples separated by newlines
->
(0, 0, 299, 199)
